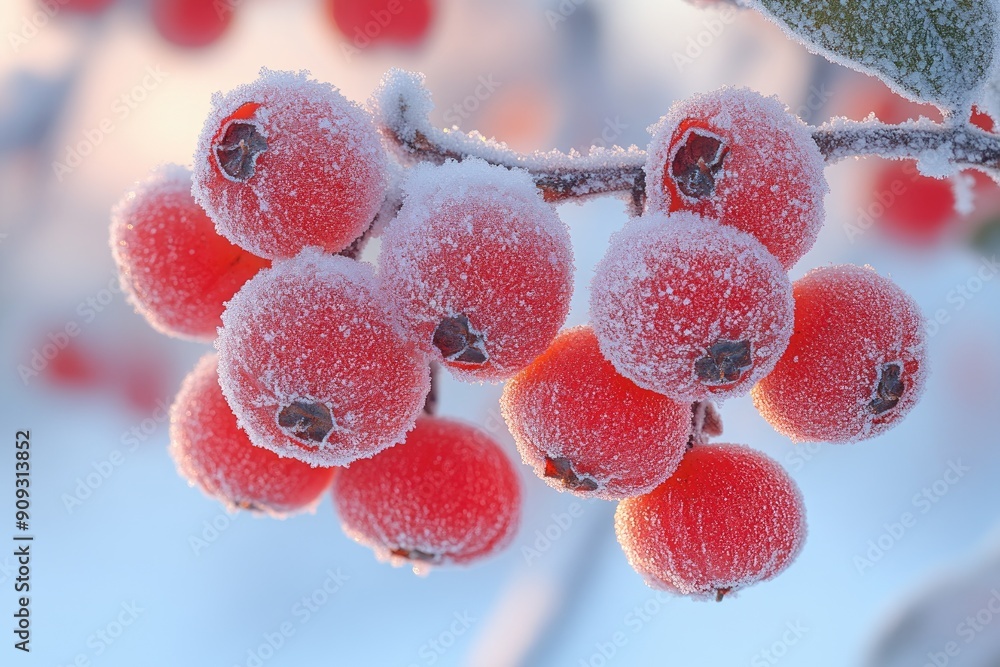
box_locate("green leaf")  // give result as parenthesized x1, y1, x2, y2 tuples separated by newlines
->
(749, 0, 999, 112)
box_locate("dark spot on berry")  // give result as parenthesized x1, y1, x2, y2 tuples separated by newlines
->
(433, 314, 488, 365)
(715, 587, 731, 602)
(543, 456, 599, 492)
(278, 400, 334, 443)
(671, 129, 728, 199)
(215, 120, 267, 181)
(869, 362, 905, 415)
(695, 340, 753, 386)
(237, 500, 266, 512)
(390, 548, 440, 563)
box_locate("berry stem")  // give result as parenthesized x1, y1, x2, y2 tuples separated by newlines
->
(375, 70, 1000, 208)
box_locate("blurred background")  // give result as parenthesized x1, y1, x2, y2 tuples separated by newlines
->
(2, 0, 1000, 665)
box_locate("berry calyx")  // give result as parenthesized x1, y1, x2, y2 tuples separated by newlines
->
(752, 264, 928, 443)
(331, 416, 521, 571)
(615, 444, 806, 599)
(169, 354, 335, 516)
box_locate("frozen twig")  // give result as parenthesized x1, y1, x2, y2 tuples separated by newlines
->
(373, 69, 1000, 208)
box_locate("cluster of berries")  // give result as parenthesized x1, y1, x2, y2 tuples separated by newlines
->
(111, 69, 928, 600)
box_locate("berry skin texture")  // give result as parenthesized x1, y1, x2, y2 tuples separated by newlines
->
(752, 265, 928, 444)
(192, 68, 388, 259)
(170, 354, 335, 516)
(331, 416, 521, 571)
(590, 212, 794, 402)
(501, 326, 691, 500)
(151, 0, 234, 48)
(615, 444, 806, 600)
(379, 158, 574, 383)
(326, 0, 434, 46)
(216, 249, 430, 467)
(645, 87, 827, 269)
(110, 164, 270, 341)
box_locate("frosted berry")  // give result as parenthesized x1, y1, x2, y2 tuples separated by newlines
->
(590, 213, 794, 401)
(379, 158, 574, 382)
(110, 164, 269, 341)
(326, 0, 434, 46)
(170, 354, 335, 515)
(501, 326, 690, 500)
(216, 249, 430, 467)
(331, 416, 520, 570)
(615, 444, 806, 600)
(193, 68, 388, 259)
(151, 0, 234, 48)
(752, 265, 927, 443)
(645, 88, 827, 269)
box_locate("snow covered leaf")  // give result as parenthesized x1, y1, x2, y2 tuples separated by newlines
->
(745, 0, 1000, 112)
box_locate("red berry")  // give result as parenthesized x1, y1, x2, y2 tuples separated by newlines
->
(151, 0, 233, 48)
(645, 88, 827, 269)
(170, 354, 335, 515)
(110, 165, 270, 341)
(501, 326, 691, 499)
(615, 444, 806, 600)
(326, 0, 433, 46)
(379, 159, 574, 382)
(869, 160, 955, 246)
(192, 69, 388, 259)
(752, 265, 927, 443)
(216, 249, 430, 467)
(590, 212, 794, 401)
(331, 415, 520, 570)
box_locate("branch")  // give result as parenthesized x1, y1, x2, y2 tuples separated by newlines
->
(372, 69, 647, 214)
(372, 69, 1000, 210)
(812, 119, 1000, 175)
